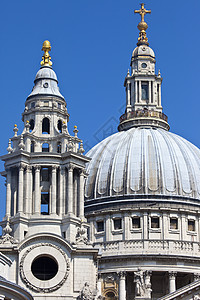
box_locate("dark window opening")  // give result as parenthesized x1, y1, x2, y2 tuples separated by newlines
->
(42, 118, 50, 134)
(29, 119, 34, 131)
(132, 217, 141, 229)
(114, 218, 122, 230)
(188, 219, 195, 231)
(41, 192, 49, 215)
(41, 168, 49, 181)
(170, 218, 178, 230)
(30, 142, 35, 153)
(141, 82, 149, 100)
(57, 120, 62, 133)
(58, 103, 61, 109)
(105, 292, 115, 300)
(57, 142, 61, 153)
(62, 231, 66, 239)
(31, 102, 35, 108)
(97, 220, 104, 232)
(42, 143, 49, 152)
(24, 231, 28, 237)
(151, 217, 160, 228)
(31, 256, 58, 280)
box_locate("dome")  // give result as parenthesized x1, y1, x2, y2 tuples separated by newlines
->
(35, 66, 58, 82)
(27, 66, 65, 100)
(85, 127, 200, 205)
(132, 44, 155, 58)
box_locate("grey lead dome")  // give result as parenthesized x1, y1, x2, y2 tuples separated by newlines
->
(85, 127, 200, 201)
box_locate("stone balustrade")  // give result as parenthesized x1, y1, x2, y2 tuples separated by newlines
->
(95, 240, 200, 257)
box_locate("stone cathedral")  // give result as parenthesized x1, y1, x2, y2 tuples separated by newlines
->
(1, 4, 200, 300)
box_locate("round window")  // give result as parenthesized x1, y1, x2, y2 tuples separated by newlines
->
(31, 256, 58, 280)
(142, 63, 147, 68)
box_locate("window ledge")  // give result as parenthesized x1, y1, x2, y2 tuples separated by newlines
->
(112, 230, 123, 235)
(169, 229, 180, 234)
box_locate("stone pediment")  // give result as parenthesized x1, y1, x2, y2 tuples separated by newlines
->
(158, 280, 200, 300)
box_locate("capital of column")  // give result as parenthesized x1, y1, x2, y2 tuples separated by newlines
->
(169, 271, 177, 279)
(52, 165, 58, 172)
(34, 165, 41, 172)
(19, 163, 26, 171)
(118, 271, 127, 279)
(67, 163, 74, 172)
(26, 165, 32, 172)
(194, 273, 200, 281)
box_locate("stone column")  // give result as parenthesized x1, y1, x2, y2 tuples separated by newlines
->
(96, 274, 102, 298)
(118, 271, 126, 300)
(79, 169, 85, 218)
(34, 165, 41, 214)
(135, 81, 138, 103)
(5, 168, 12, 217)
(24, 166, 32, 214)
(159, 83, 161, 106)
(67, 164, 74, 215)
(139, 81, 141, 103)
(59, 166, 65, 216)
(148, 81, 151, 103)
(126, 82, 131, 112)
(169, 272, 177, 293)
(18, 164, 25, 213)
(51, 166, 57, 215)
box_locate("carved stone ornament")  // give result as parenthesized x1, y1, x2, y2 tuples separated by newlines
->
(77, 282, 97, 300)
(0, 219, 18, 245)
(19, 243, 70, 293)
(74, 223, 91, 246)
(194, 295, 200, 300)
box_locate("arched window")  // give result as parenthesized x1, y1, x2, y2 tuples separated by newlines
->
(30, 141, 35, 153)
(42, 143, 49, 152)
(29, 119, 35, 132)
(57, 120, 62, 133)
(57, 142, 61, 153)
(42, 118, 50, 134)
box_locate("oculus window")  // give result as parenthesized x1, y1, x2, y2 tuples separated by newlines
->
(31, 256, 58, 280)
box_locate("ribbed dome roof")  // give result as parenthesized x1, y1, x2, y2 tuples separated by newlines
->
(85, 127, 200, 202)
(132, 45, 155, 58)
(27, 66, 65, 100)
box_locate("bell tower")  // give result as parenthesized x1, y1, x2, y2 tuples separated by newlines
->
(1, 41, 89, 243)
(118, 3, 169, 132)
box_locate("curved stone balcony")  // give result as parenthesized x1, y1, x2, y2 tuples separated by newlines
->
(95, 240, 200, 258)
(118, 110, 170, 131)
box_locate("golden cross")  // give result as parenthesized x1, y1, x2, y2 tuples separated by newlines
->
(134, 3, 151, 23)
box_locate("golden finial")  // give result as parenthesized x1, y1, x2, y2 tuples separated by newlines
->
(40, 40, 53, 67)
(134, 3, 151, 46)
(74, 125, 77, 129)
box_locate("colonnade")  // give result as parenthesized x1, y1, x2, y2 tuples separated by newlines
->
(5, 163, 85, 218)
(99, 271, 200, 300)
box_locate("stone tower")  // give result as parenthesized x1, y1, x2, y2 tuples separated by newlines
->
(0, 41, 98, 299)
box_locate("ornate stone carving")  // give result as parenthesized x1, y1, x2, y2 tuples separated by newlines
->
(134, 268, 152, 299)
(19, 243, 70, 293)
(74, 223, 91, 246)
(194, 295, 200, 300)
(77, 282, 97, 300)
(0, 218, 18, 245)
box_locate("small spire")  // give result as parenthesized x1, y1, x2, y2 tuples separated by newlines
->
(40, 40, 53, 67)
(127, 69, 130, 77)
(13, 124, 18, 137)
(134, 3, 151, 46)
(73, 125, 78, 138)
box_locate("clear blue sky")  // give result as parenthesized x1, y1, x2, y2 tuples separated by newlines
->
(0, 0, 199, 225)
